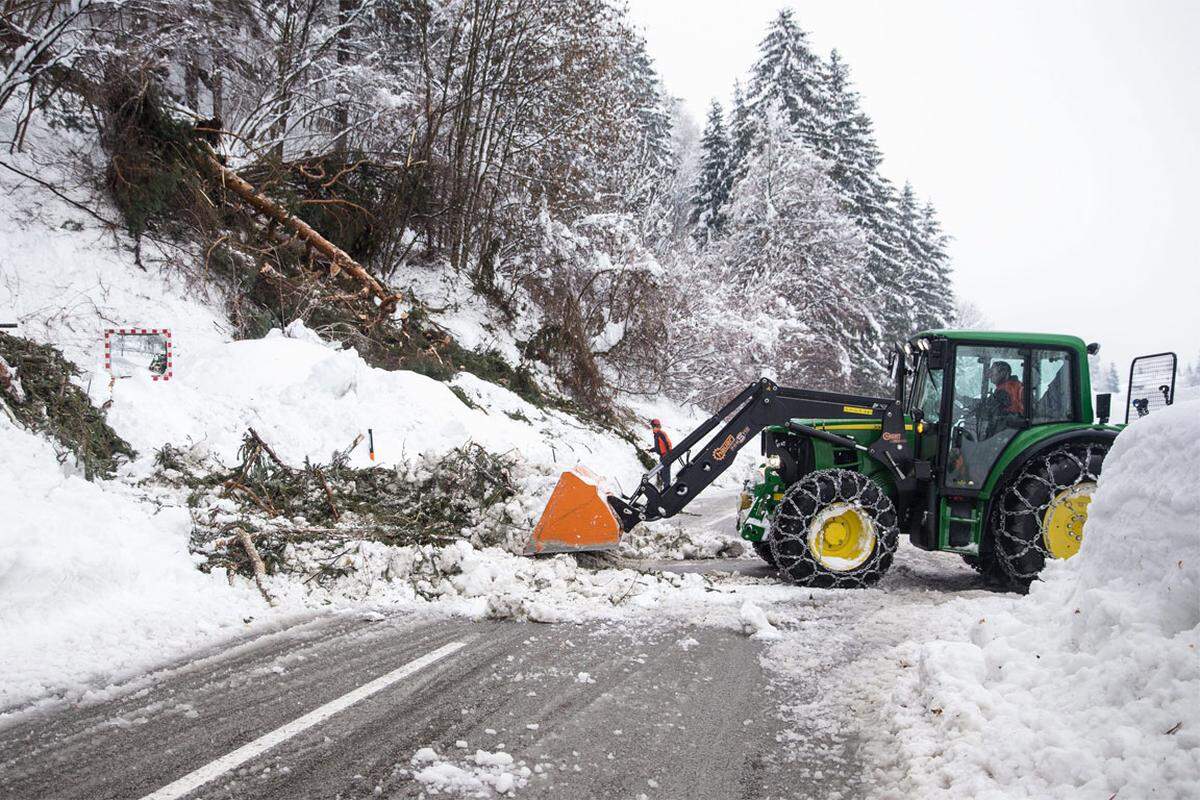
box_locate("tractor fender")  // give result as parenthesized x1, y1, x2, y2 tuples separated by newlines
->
(981, 427, 1119, 536)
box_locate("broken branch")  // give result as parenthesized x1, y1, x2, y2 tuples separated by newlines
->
(233, 527, 275, 606)
(197, 153, 400, 315)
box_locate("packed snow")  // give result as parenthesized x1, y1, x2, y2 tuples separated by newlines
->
(0, 416, 268, 710)
(863, 402, 1200, 799)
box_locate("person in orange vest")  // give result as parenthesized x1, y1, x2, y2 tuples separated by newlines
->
(650, 419, 673, 488)
(984, 361, 1024, 436)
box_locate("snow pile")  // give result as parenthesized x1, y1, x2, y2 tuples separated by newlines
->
(410, 746, 530, 797)
(99, 325, 639, 479)
(0, 418, 270, 712)
(619, 516, 749, 561)
(739, 600, 782, 640)
(262, 537, 744, 624)
(871, 404, 1200, 799)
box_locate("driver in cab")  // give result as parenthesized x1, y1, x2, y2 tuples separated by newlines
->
(949, 360, 1026, 486)
(980, 360, 1024, 436)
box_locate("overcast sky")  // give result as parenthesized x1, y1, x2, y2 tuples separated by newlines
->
(626, 0, 1200, 381)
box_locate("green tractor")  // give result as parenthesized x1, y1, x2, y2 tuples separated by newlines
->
(527, 330, 1177, 592)
(734, 331, 1175, 590)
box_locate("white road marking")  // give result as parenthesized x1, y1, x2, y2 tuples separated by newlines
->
(139, 639, 469, 800)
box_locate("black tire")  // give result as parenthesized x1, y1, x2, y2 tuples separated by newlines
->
(991, 440, 1110, 592)
(752, 538, 777, 567)
(960, 535, 1006, 586)
(768, 469, 899, 589)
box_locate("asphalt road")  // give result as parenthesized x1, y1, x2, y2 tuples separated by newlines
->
(0, 611, 850, 800)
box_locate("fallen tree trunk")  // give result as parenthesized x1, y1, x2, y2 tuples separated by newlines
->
(198, 153, 401, 317)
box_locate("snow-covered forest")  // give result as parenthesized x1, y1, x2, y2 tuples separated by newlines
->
(2, 1, 951, 407)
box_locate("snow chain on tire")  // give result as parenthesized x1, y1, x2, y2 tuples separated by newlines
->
(751, 538, 777, 567)
(768, 469, 899, 589)
(992, 441, 1110, 591)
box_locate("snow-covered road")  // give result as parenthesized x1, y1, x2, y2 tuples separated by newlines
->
(0, 541, 994, 800)
(0, 613, 804, 799)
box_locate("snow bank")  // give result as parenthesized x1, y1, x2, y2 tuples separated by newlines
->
(260, 534, 796, 630)
(103, 325, 642, 485)
(0, 419, 271, 712)
(870, 403, 1200, 799)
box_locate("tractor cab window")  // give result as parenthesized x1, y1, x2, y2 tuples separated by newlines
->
(1031, 349, 1075, 424)
(946, 346, 1028, 489)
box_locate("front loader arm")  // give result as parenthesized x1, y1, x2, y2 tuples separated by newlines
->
(607, 378, 906, 531)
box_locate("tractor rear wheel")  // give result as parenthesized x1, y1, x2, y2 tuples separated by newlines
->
(960, 536, 1005, 586)
(991, 440, 1110, 592)
(768, 469, 899, 589)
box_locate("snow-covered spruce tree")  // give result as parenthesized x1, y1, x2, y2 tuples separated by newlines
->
(689, 99, 732, 245)
(727, 79, 757, 187)
(1184, 354, 1200, 388)
(669, 105, 881, 402)
(660, 95, 701, 249)
(889, 185, 954, 336)
(747, 8, 830, 158)
(818, 50, 914, 352)
(894, 184, 927, 311)
(913, 200, 955, 332)
(954, 298, 993, 330)
(605, 31, 678, 259)
(822, 50, 892, 235)
(1104, 361, 1122, 393)
(621, 40, 676, 214)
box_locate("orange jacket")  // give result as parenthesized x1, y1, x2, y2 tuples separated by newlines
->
(996, 377, 1025, 414)
(652, 427, 672, 456)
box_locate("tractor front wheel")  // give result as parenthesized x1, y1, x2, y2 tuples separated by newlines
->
(751, 538, 777, 567)
(768, 469, 899, 589)
(991, 440, 1110, 592)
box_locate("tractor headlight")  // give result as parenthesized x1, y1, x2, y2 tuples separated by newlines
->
(765, 455, 782, 470)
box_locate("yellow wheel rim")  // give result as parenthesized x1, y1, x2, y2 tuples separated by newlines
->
(1041, 483, 1096, 560)
(808, 503, 876, 571)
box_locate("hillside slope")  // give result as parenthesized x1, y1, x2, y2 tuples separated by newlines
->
(0, 134, 741, 713)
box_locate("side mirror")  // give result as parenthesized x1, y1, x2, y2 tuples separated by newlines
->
(1095, 393, 1111, 424)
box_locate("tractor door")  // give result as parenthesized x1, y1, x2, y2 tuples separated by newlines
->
(907, 349, 946, 549)
(944, 345, 1030, 491)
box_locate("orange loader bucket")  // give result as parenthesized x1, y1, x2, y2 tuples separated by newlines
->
(525, 467, 622, 555)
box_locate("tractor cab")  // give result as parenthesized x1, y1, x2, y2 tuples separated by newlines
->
(897, 331, 1112, 555)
